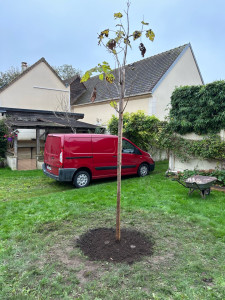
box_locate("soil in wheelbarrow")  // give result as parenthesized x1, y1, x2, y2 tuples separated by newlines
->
(76, 228, 154, 264)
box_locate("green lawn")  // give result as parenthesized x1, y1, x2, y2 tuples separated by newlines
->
(0, 161, 224, 300)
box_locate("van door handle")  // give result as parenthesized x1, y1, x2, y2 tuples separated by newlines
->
(113, 155, 117, 157)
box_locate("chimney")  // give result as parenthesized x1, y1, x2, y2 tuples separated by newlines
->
(21, 62, 28, 72)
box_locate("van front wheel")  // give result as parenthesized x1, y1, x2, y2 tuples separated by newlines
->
(73, 171, 90, 188)
(137, 163, 149, 177)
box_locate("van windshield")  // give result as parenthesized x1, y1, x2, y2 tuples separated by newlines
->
(45, 136, 61, 155)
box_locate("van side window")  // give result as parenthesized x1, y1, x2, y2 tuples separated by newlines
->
(122, 140, 141, 154)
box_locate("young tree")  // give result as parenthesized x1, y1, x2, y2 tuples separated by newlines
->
(53, 64, 82, 80)
(81, 1, 155, 241)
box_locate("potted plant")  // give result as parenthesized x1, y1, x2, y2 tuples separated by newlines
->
(4, 133, 15, 141)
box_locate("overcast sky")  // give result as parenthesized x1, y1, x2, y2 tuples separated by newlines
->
(0, 0, 224, 84)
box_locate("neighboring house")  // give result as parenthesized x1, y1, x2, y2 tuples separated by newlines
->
(0, 58, 70, 111)
(0, 58, 100, 170)
(70, 43, 204, 126)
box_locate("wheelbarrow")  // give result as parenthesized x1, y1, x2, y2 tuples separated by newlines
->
(174, 175, 217, 198)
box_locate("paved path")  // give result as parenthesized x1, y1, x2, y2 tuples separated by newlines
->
(18, 159, 36, 170)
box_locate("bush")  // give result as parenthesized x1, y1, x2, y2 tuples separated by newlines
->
(0, 121, 7, 158)
(108, 111, 160, 151)
(108, 111, 225, 163)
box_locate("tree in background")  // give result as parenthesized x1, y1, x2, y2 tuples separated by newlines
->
(0, 64, 82, 89)
(81, 1, 155, 241)
(0, 67, 21, 89)
(53, 64, 82, 80)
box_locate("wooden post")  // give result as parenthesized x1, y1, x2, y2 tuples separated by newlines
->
(36, 128, 41, 168)
(14, 134, 18, 170)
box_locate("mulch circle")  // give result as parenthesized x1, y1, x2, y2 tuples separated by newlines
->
(76, 228, 154, 264)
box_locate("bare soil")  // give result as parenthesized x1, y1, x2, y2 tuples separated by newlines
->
(212, 185, 225, 192)
(76, 228, 154, 264)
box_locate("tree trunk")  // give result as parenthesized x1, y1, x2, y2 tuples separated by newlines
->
(116, 68, 125, 241)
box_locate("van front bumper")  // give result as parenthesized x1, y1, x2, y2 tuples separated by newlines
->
(42, 164, 77, 182)
(149, 163, 155, 171)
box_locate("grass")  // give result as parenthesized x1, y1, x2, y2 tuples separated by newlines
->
(0, 161, 225, 299)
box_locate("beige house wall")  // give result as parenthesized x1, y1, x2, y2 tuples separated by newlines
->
(152, 47, 203, 120)
(72, 95, 150, 126)
(0, 62, 70, 111)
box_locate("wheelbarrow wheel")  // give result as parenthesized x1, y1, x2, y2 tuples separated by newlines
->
(205, 188, 211, 195)
(201, 188, 211, 198)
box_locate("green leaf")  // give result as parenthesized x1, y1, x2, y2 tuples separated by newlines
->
(114, 12, 123, 19)
(110, 101, 117, 109)
(124, 38, 131, 48)
(115, 30, 125, 43)
(146, 29, 155, 41)
(98, 34, 104, 45)
(101, 29, 109, 37)
(99, 74, 104, 81)
(90, 67, 97, 73)
(133, 31, 142, 41)
(102, 64, 111, 74)
(141, 21, 149, 25)
(106, 74, 115, 84)
(98, 29, 109, 45)
(80, 71, 91, 83)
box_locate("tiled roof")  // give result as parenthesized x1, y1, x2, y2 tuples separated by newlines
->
(72, 44, 189, 106)
(67, 76, 87, 105)
(0, 58, 66, 93)
(1, 107, 99, 130)
(0, 106, 84, 119)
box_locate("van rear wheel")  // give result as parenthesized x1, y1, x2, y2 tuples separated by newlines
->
(73, 171, 90, 188)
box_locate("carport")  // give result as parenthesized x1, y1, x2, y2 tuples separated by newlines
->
(0, 107, 102, 170)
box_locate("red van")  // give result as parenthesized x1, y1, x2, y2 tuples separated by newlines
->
(42, 134, 155, 188)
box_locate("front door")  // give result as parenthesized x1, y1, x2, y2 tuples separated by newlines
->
(122, 139, 140, 175)
(92, 136, 117, 178)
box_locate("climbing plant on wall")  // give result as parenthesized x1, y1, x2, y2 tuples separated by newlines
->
(169, 80, 225, 135)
